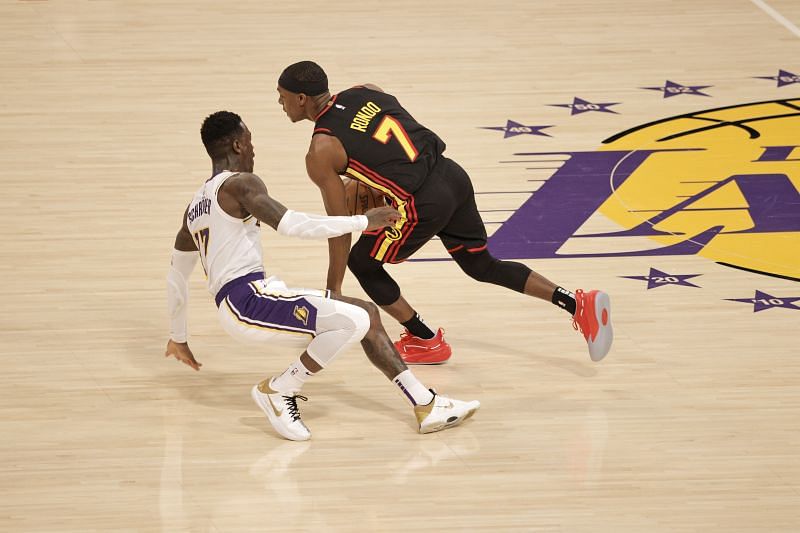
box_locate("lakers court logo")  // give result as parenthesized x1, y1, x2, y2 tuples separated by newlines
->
(488, 98, 800, 280)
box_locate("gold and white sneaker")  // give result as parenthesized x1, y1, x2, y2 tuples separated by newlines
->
(251, 378, 311, 441)
(415, 391, 480, 434)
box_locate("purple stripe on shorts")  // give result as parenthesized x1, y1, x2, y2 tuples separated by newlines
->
(215, 271, 265, 307)
(224, 283, 318, 334)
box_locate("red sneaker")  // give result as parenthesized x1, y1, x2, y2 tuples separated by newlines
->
(395, 328, 452, 364)
(572, 289, 613, 362)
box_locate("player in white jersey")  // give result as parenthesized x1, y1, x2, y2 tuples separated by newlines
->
(165, 111, 480, 441)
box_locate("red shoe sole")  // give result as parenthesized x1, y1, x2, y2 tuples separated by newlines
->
(400, 353, 452, 365)
(396, 344, 452, 365)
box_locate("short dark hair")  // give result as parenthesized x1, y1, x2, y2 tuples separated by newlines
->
(278, 61, 328, 95)
(200, 111, 244, 159)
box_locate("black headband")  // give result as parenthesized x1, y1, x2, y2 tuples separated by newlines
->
(278, 72, 328, 96)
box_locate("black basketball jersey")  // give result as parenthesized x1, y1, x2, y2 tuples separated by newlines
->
(313, 86, 446, 198)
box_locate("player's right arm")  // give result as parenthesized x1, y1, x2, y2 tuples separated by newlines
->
(305, 134, 353, 294)
(165, 207, 202, 371)
(220, 171, 399, 237)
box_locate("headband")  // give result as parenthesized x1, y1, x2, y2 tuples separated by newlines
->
(278, 72, 329, 96)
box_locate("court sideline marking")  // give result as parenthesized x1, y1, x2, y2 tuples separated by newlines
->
(751, 0, 800, 38)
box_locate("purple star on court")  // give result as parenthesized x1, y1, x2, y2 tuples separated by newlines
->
(725, 290, 800, 312)
(754, 69, 800, 88)
(619, 267, 702, 290)
(641, 80, 712, 98)
(480, 120, 552, 139)
(549, 97, 619, 115)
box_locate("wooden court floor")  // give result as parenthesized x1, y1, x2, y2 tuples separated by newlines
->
(1, 1, 799, 531)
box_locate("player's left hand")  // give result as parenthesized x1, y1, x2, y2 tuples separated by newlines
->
(165, 339, 202, 371)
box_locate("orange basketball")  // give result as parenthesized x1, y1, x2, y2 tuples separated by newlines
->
(343, 177, 387, 215)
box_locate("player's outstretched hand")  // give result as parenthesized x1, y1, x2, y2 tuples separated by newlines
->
(364, 206, 401, 230)
(165, 339, 202, 371)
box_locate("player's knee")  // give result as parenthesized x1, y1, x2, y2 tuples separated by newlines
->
(349, 305, 371, 342)
(345, 298, 381, 328)
(347, 250, 381, 278)
(453, 249, 497, 283)
(326, 303, 371, 348)
(452, 249, 531, 292)
(347, 254, 401, 306)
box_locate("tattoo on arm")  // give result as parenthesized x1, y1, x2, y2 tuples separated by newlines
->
(229, 173, 289, 230)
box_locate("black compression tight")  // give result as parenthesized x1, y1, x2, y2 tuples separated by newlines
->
(347, 250, 402, 306)
(450, 248, 530, 293)
(348, 245, 532, 306)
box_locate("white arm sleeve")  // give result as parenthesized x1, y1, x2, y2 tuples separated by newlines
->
(166, 249, 199, 343)
(277, 209, 369, 240)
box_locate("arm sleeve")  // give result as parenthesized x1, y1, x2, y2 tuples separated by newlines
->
(276, 209, 368, 240)
(166, 249, 199, 343)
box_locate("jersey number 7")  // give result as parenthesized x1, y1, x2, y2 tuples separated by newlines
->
(372, 115, 419, 162)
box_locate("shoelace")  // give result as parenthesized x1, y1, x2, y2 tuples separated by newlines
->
(571, 289, 586, 335)
(282, 394, 308, 422)
(398, 328, 445, 341)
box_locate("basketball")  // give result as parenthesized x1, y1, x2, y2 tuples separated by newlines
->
(343, 177, 388, 215)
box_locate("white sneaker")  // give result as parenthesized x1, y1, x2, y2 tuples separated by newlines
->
(415, 391, 480, 434)
(251, 378, 311, 441)
(572, 289, 613, 362)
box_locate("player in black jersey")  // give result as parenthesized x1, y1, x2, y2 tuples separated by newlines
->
(277, 60, 613, 364)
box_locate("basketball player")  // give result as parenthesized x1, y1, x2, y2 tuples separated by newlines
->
(276, 61, 613, 364)
(165, 111, 480, 441)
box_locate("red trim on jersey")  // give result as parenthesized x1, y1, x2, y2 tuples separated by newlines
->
(313, 127, 332, 135)
(314, 94, 338, 122)
(349, 159, 420, 263)
(447, 244, 464, 253)
(387, 190, 419, 262)
(349, 159, 417, 263)
(350, 160, 414, 260)
(467, 244, 488, 253)
(369, 234, 385, 257)
(348, 159, 408, 199)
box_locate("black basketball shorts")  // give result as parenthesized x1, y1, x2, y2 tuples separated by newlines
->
(352, 156, 488, 264)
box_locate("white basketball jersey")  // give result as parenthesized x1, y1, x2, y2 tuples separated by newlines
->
(186, 171, 264, 296)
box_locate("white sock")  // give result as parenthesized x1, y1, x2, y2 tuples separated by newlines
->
(392, 370, 435, 406)
(271, 359, 314, 393)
